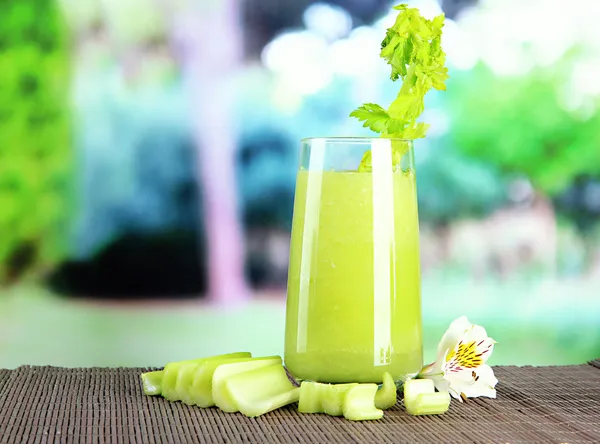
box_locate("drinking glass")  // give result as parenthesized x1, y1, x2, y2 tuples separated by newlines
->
(284, 137, 423, 383)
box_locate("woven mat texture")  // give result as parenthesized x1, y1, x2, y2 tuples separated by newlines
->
(0, 364, 599, 444)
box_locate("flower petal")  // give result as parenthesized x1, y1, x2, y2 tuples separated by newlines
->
(418, 351, 448, 377)
(460, 325, 496, 363)
(431, 376, 450, 394)
(446, 364, 498, 400)
(435, 316, 472, 363)
(443, 325, 496, 371)
(418, 373, 450, 394)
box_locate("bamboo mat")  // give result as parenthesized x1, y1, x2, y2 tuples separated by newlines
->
(0, 363, 599, 444)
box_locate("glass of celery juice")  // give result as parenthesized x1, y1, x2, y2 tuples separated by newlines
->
(284, 137, 422, 384)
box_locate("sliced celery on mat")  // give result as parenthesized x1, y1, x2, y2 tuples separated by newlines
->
(298, 381, 325, 414)
(186, 356, 259, 407)
(162, 362, 194, 401)
(402, 379, 435, 407)
(212, 357, 282, 412)
(141, 371, 164, 396)
(174, 362, 202, 402)
(403, 379, 450, 415)
(224, 364, 299, 418)
(405, 392, 451, 416)
(141, 352, 251, 399)
(343, 384, 383, 421)
(375, 372, 397, 410)
(298, 381, 363, 416)
(322, 383, 357, 416)
(163, 352, 251, 401)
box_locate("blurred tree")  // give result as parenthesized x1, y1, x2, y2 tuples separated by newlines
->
(555, 177, 600, 235)
(414, 142, 507, 266)
(167, 0, 250, 303)
(242, 0, 390, 59)
(554, 176, 600, 271)
(0, 0, 72, 284)
(439, 0, 478, 19)
(447, 61, 600, 197)
(242, 0, 480, 60)
(416, 144, 507, 225)
(446, 58, 600, 272)
(47, 70, 211, 299)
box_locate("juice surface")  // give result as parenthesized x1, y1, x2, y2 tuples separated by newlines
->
(284, 169, 422, 383)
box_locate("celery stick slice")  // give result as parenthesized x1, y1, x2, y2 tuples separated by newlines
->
(162, 362, 192, 401)
(402, 379, 435, 409)
(405, 392, 450, 416)
(174, 363, 202, 403)
(224, 364, 299, 417)
(343, 384, 383, 421)
(141, 371, 164, 396)
(298, 381, 325, 414)
(212, 357, 282, 412)
(375, 372, 397, 410)
(160, 352, 251, 401)
(187, 356, 259, 407)
(322, 384, 357, 416)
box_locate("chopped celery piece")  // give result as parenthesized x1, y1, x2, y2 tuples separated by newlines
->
(322, 384, 357, 416)
(174, 362, 201, 403)
(375, 372, 397, 410)
(299, 381, 359, 416)
(162, 362, 193, 401)
(403, 379, 435, 408)
(343, 384, 383, 421)
(405, 392, 450, 416)
(150, 352, 251, 401)
(212, 356, 282, 412)
(141, 371, 164, 396)
(224, 364, 300, 417)
(187, 356, 263, 407)
(298, 381, 325, 413)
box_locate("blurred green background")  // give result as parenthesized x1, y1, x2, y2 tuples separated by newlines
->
(1, 0, 599, 369)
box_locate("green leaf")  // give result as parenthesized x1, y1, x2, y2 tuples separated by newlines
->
(350, 2, 449, 154)
(349, 103, 391, 134)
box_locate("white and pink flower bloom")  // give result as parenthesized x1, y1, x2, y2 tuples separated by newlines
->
(418, 316, 498, 401)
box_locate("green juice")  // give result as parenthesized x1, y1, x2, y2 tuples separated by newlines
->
(284, 169, 423, 383)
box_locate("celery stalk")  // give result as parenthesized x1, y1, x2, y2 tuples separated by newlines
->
(141, 371, 164, 396)
(298, 381, 325, 414)
(174, 362, 202, 402)
(162, 352, 251, 401)
(186, 356, 259, 407)
(343, 384, 383, 421)
(403, 379, 450, 415)
(162, 362, 194, 401)
(224, 364, 299, 417)
(212, 356, 282, 412)
(322, 383, 357, 416)
(187, 355, 279, 407)
(405, 392, 450, 416)
(374, 372, 397, 410)
(402, 379, 435, 407)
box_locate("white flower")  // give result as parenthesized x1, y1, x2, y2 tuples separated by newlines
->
(418, 316, 498, 401)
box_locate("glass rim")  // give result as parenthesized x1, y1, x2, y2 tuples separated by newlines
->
(300, 137, 414, 143)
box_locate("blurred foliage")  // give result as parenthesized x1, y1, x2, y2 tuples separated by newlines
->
(234, 71, 360, 230)
(233, 69, 510, 229)
(71, 73, 200, 259)
(242, 0, 392, 58)
(416, 145, 507, 225)
(555, 176, 600, 234)
(0, 0, 72, 283)
(446, 58, 600, 197)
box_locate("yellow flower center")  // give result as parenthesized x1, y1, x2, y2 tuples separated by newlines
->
(446, 341, 483, 369)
